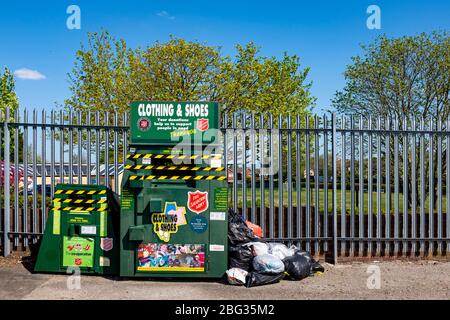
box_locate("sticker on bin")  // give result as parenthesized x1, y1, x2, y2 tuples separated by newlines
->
(99, 256, 110, 267)
(210, 158, 222, 168)
(210, 211, 226, 221)
(142, 158, 152, 165)
(137, 243, 205, 272)
(209, 244, 225, 252)
(152, 202, 187, 242)
(100, 237, 114, 251)
(187, 190, 208, 214)
(81, 225, 97, 235)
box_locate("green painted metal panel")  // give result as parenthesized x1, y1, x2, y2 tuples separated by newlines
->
(34, 184, 120, 275)
(130, 101, 219, 145)
(120, 101, 228, 278)
(120, 183, 228, 278)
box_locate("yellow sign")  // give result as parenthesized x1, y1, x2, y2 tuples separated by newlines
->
(151, 202, 187, 242)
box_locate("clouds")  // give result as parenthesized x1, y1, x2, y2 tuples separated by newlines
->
(157, 10, 175, 20)
(14, 68, 46, 80)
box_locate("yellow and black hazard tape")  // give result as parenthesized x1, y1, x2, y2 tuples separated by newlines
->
(52, 206, 108, 212)
(54, 189, 107, 195)
(53, 199, 108, 204)
(126, 154, 222, 160)
(124, 164, 224, 171)
(129, 175, 227, 181)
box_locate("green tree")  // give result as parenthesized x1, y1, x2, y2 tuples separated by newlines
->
(0, 67, 24, 184)
(333, 31, 449, 119)
(333, 31, 450, 211)
(66, 31, 315, 115)
(135, 37, 223, 103)
(66, 31, 133, 113)
(0, 67, 19, 112)
(220, 43, 315, 114)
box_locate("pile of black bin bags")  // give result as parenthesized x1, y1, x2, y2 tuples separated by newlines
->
(226, 209, 325, 287)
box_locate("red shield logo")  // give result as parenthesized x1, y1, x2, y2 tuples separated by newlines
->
(187, 191, 209, 214)
(100, 238, 114, 252)
(197, 118, 209, 132)
(138, 118, 150, 131)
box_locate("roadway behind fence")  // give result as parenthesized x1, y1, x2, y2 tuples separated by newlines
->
(1, 107, 449, 261)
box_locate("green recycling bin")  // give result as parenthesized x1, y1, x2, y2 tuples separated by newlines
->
(120, 101, 228, 278)
(34, 184, 119, 275)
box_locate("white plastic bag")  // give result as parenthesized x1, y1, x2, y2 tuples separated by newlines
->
(244, 242, 269, 256)
(252, 254, 285, 274)
(226, 268, 248, 285)
(268, 242, 295, 260)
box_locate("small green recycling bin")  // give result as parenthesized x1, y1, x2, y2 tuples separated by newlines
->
(120, 101, 228, 278)
(34, 184, 119, 275)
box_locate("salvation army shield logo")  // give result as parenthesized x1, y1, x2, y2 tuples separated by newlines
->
(138, 118, 150, 131)
(187, 191, 209, 214)
(100, 237, 113, 252)
(197, 118, 209, 132)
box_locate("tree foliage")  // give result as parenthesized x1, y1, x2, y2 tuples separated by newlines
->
(66, 31, 315, 115)
(333, 31, 450, 120)
(334, 31, 450, 210)
(0, 67, 19, 113)
(0, 67, 22, 164)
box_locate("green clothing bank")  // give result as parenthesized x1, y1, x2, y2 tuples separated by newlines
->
(35, 102, 228, 278)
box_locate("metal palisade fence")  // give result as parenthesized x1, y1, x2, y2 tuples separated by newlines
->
(1, 107, 449, 261)
(0, 108, 128, 256)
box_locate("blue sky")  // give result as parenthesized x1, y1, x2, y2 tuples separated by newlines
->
(0, 1, 449, 114)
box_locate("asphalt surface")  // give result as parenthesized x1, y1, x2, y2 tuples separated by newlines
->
(0, 254, 449, 300)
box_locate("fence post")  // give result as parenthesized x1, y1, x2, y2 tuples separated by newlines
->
(3, 106, 11, 257)
(332, 113, 338, 264)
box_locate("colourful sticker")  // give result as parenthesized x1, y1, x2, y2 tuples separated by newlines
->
(100, 237, 113, 251)
(151, 202, 187, 242)
(189, 215, 208, 234)
(187, 190, 209, 214)
(197, 118, 209, 131)
(138, 117, 151, 131)
(137, 243, 205, 272)
(62, 236, 94, 268)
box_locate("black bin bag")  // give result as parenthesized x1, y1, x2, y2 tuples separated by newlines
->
(228, 209, 259, 244)
(229, 244, 253, 271)
(283, 254, 312, 280)
(311, 260, 325, 273)
(283, 250, 325, 280)
(245, 272, 285, 288)
(283, 254, 324, 280)
(294, 250, 325, 273)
